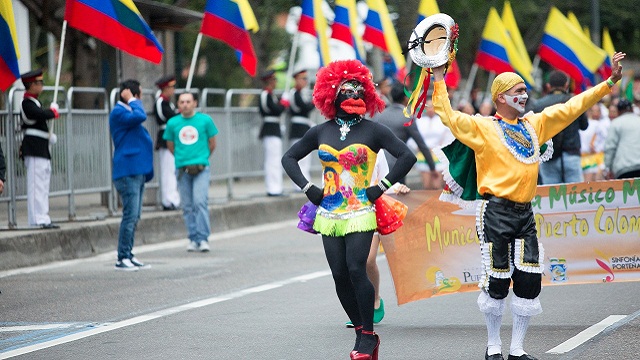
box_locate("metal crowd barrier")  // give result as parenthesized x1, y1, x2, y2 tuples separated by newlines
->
(1, 85, 320, 228)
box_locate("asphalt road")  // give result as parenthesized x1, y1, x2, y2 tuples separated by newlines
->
(1, 220, 639, 359)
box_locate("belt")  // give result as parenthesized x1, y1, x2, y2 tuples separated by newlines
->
(291, 116, 311, 125)
(263, 116, 280, 123)
(24, 128, 50, 139)
(483, 194, 531, 210)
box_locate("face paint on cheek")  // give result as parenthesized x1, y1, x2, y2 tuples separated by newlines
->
(504, 93, 528, 112)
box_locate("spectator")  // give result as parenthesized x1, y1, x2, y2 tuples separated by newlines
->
(373, 82, 437, 185)
(163, 92, 219, 253)
(375, 76, 393, 108)
(110, 79, 154, 271)
(410, 100, 455, 189)
(19, 69, 59, 229)
(604, 99, 640, 179)
(533, 70, 588, 184)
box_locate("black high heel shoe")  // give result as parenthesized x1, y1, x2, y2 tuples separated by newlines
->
(352, 330, 379, 360)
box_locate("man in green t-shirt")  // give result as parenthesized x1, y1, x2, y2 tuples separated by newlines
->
(163, 92, 219, 252)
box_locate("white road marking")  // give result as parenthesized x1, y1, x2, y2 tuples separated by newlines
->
(546, 315, 628, 354)
(0, 324, 80, 332)
(0, 269, 330, 359)
(0, 220, 298, 279)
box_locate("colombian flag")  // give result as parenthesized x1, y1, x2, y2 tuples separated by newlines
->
(501, 1, 534, 85)
(416, 0, 439, 24)
(201, 0, 259, 76)
(363, 0, 405, 73)
(475, 8, 535, 86)
(600, 27, 615, 78)
(331, 0, 365, 61)
(0, 0, 20, 91)
(299, 0, 331, 67)
(65, 0, 164, 64)
(537, 7, 607, 87)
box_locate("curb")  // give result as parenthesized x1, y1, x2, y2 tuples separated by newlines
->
(0, 195, 307, 271)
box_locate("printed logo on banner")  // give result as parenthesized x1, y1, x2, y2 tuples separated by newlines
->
(595, 249, 615, 282)
(549, 258, 567, 283)
(426, 266, 461, 295)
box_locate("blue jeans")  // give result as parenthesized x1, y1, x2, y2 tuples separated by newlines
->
(113, 174, 145, 260)
(539, 153, 584, 185)
(177, 166, 211, 243)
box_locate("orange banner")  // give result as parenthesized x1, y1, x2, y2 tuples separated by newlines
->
(381, 179, 640, 305)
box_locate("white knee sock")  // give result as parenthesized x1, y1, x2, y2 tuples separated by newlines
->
(484, 311, 503, 355)
(510, 312, 530, 356)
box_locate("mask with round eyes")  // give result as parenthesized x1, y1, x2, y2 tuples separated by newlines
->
(335, 80, 367, 118)
(408, 13, 458, 69)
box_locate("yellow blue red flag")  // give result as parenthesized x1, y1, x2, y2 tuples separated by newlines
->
(331, 0, 365, 61)
(537, 7, 607, 87)
(0, 0, 20, 91)
(475, 7, 535, 85)
(298, 0, 331, 66)
(363, 0, 405, 74)
(201, 0, 259, 76)
(64, 0, 164, 64)
(501, 1, 533, 85)
(416, 0, 439, 24)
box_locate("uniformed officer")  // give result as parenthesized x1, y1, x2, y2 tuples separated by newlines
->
(258, 70, 287, 196)
(20, 69, 59, 228)
(154, 75, 180, 210)
(287, 69, 315, 185)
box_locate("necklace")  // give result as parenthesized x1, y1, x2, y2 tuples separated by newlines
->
(335, 117, 362, 141)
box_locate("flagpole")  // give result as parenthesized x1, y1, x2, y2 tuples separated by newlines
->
(531, 54, 542, 91)
(186, 33, 204, 91)
(283, 31, 300, 94)
(52, 20, 67, 109)
(462, 63, 478, 104)
(485, 71, 496, 102)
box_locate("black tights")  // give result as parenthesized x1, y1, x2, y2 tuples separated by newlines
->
(322, 231, 375, 331)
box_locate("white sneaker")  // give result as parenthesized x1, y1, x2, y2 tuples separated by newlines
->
(187, 241, 199, 252)
(198, 241, 210, 252)
(130, 256, 150, 269)
(115, 258, 139, 271)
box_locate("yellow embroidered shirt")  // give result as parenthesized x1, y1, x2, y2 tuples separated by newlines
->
(432, 80, 611, 203)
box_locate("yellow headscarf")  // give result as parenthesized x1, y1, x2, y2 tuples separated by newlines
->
(491, 72, 525, 103)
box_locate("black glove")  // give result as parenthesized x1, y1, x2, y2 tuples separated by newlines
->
(365, 185, 384, 203)
(306, 185, 323, 206)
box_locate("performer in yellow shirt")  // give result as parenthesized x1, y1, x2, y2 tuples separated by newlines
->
(430, 52, 625, 360)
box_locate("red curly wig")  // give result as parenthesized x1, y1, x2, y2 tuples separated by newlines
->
(312, 59, 386, 119)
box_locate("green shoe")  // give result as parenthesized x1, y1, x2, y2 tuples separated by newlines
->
(373, 298, 385, 324)
(345, 321, 354, 328)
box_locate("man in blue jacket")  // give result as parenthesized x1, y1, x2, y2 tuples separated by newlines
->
(109, 79, 154, 271)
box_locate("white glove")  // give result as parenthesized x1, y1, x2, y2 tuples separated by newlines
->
(49, 133, 57, 145)
(281, 91, 291, 102)
(50, 103, 59, 112)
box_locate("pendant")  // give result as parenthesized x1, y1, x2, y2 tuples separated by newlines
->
(339, 123, 350, 141)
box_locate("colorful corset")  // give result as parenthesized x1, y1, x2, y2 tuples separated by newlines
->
(314, 144, 378, 236)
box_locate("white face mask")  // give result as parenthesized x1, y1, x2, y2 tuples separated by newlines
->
(503, 93, 528, 113)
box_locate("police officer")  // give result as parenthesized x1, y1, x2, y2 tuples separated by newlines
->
(258, 70, 287, 196)
(20, 69, 59, 229)
(154, 75, 180, 210)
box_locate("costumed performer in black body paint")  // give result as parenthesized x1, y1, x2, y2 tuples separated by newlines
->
(282, 59, 416, 360)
